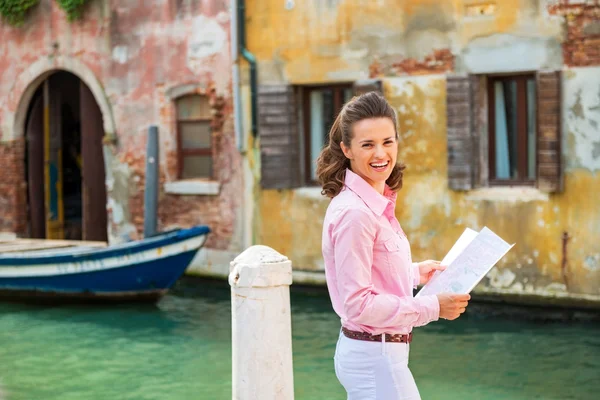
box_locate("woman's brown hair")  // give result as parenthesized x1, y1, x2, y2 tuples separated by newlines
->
(315, 91, 406, 198)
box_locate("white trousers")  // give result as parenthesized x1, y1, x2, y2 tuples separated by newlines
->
(334, 332, 421, 400)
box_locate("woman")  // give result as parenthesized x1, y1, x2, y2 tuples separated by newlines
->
(316, 92, 470, 400)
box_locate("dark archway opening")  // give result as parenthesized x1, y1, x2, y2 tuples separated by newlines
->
(23, 71, 108, 242)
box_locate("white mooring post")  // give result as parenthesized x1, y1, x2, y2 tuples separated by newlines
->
(229, 245, 295, 400)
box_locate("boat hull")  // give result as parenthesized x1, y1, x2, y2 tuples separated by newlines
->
(0, 226, 209, 302)
(0, 249, 198, 302)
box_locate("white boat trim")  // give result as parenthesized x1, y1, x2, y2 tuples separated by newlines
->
(0, 235, 207, 278)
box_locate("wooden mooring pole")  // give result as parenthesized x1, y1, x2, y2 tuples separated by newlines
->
(229, 245, 295, 400)
(143, 125, 159, 238)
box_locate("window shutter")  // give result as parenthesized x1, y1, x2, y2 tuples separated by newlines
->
(536, 71, 563, 193)
(446, 75, 475, 190)
(353, 79, 382, 95)
(470, 75, 485, 188)
(259, 85, 301, 189)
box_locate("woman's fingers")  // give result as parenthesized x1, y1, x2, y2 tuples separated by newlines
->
(437, 293, 471, 320)
(451, 294, 471, 302)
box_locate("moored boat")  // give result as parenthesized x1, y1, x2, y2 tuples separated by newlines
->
(0, 225, 210, 302)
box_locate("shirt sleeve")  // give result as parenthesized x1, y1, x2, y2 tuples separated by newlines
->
(331, 207, 439, 331)
(411, 262, 421, 289)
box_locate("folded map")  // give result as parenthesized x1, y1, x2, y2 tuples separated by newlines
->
(415, 227, 514, 297)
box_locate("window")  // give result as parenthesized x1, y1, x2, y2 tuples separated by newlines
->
(446, 72, 561, 193)
(488, 75, 537, 185)
(302, 85, 353, 184)
(256, 80, 381, 189)
(176, 95, 212, 179)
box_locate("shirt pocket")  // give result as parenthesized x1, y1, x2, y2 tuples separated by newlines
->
(381, 233, 414, 280)
(384, 237, 402, 253)
(382, 235, 404, 273)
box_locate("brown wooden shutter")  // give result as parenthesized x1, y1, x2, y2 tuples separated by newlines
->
(446, 75, 475, 190)
(353, 79, 382, 95)
(536, 71, 563, 193)
(470, 75, 486, 188)
(259, 85, 301, 189)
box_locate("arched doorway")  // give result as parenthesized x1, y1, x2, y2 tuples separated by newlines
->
(24, 71, 108, 242)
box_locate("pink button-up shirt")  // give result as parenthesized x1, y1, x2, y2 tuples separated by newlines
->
(322, 169, 440, 335)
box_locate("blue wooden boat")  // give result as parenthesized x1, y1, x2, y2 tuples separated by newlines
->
(0, 225, 210, 302)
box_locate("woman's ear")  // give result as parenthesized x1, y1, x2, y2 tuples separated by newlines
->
(340, 141, 352, 160)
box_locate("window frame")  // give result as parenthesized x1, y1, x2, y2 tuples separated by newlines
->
(487, 73, 537, 187)
(175, 97, 213, 180)
(300, 83, 353, 186)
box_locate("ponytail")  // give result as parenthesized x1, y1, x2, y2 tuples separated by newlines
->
(316, 114, 349, 198)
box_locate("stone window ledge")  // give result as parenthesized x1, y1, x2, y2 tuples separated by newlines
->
(164, 180, 220, 196)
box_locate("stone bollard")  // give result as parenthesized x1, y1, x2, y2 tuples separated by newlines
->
(229, 245, 295, 400)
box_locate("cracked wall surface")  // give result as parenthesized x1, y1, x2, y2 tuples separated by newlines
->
(0, 0, 243, 252)
(249, 0, 600, 300)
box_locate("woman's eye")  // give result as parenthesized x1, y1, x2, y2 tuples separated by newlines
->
(362, 144, 372, 148)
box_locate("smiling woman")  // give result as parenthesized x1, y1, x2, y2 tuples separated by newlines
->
(315, 92, 406, 199)
(315, 92, 471, 400)
(340, 117, 398, 195)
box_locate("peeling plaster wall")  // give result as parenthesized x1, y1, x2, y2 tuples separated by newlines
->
(251, 0, 600, 302)
(257, 73, 600, 299)
(564, 67, 600, 172)
(0, 0, 244, 254)
(385, 74, 600, 298)
(246, 0, 564, 84)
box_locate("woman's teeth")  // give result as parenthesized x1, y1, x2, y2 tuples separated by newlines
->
(370, 161, 389, 170)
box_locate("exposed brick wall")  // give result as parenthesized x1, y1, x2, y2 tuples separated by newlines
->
(157, 90, 238, 250)
(369, 49, 454, 78)
(124, 87, 239, 250)
(549, 0, 600, 67)
(0, 139, 27, 235)
(0, 1, 241, 250)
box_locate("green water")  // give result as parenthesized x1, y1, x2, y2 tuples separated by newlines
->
(1, 279, 598, 400)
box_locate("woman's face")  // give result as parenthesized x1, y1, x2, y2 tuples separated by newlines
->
(340, 117, 398, 194)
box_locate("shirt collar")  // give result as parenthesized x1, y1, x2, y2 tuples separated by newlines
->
(344, 168, 397, 216)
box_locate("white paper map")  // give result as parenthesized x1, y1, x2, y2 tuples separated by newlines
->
(415, 227, 514, 297)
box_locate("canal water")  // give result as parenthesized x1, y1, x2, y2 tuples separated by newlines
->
(0, 278, 598, 400)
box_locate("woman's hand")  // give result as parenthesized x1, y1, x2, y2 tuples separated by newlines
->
(417, 260, 446, 284)
(436, 293, 470, 320)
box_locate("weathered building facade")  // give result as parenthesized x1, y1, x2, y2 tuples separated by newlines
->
(0, 0, 247, 268)
(1, 0, 598, 307)
(245, 0, 600, 306)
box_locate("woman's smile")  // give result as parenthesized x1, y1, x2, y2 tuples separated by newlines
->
(369, 160, 390, 172)
(341, 117, 398, 195)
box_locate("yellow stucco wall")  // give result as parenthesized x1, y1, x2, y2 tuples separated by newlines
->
(248, 0, 600, 299)
(257, 73, 600, 298)
(246, 0, 561, 84)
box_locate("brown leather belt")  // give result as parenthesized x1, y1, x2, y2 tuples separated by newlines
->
(342, 327, 413, 344)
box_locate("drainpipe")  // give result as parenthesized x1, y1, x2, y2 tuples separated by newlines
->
(230, 0, 244, 151)
(238, 0, 258, 137)
(231, 0, 254, 250)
